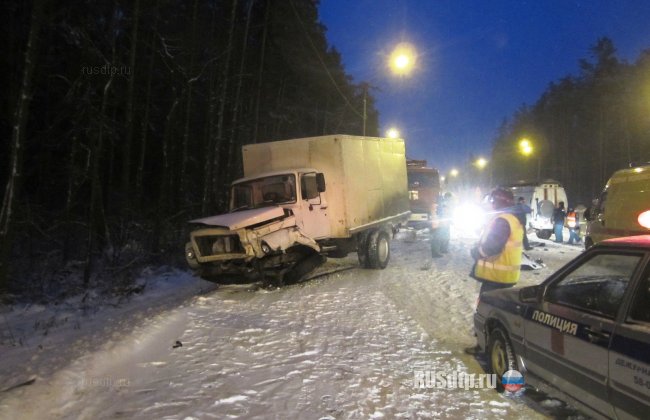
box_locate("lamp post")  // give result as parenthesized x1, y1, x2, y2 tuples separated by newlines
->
(389, 42, 417, 77)
(474, 157, 489, 189)
(518, 137, 541, 180)
(386, 127, 400, 138)
(475, 157, 488, 170)
(362, 42, 417, 136)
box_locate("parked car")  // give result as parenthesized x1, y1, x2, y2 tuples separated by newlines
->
(473, 235, 650, 419)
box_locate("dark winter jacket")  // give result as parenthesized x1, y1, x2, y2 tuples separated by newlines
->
(470, 217, 510, 259)
(514, 203, 532, 227)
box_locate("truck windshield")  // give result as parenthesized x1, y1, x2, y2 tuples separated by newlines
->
(408, 172, 438, 188)
(231, 174, 296, 210)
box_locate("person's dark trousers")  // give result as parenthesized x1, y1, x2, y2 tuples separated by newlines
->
(479, 280, 514, 296)
(430, 228, 442, 257)
(439, 225, 450, 253)
(554, 223, 564, 242)
(522, 230, 531, 250)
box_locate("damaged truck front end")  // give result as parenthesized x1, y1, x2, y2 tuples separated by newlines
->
(185, 173, 322, 283)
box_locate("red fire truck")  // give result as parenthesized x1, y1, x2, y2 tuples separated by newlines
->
(406, 160, 440, 230)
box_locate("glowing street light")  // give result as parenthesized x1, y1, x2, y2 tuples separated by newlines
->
(389, 42, 417, 76)
(362, 42, 417, 136)
(450, 168, 459, 177)
(519, 138, 533, 156)
(475, 157, 488, 169)
(386, 127, 400, 138)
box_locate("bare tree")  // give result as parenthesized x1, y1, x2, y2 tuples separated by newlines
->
(0, 0, 45, 293)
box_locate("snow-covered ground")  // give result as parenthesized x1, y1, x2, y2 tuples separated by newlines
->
(0, 230, 588, 419)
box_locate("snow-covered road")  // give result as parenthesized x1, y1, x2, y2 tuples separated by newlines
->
(0, 231, 586, 419)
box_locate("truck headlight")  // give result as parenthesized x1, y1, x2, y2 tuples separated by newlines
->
(261, 241, 271, 254)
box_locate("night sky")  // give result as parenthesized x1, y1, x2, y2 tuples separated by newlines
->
(319, 0, 650, 174)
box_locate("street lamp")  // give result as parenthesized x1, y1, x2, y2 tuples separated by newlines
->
(450, 168, 459, 177)
(475, 157, 488, 169)
(389, 42, 417, 76)
(362, 42, 418, 136)
(518, 138, 533, 156)
(518, 137, 541, 180)
(386, 127, 400, 138)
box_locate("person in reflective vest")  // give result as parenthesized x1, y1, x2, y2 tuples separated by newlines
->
(470, 188, 523, 296)
(465, 187, 523, 356)
(566, 208, 581, 245)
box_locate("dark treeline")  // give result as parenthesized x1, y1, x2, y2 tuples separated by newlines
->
(491, 37, 650, 206)
(0, 0, 378, 296)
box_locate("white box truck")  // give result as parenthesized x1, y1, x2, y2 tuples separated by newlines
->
(185, 135, 410, 283)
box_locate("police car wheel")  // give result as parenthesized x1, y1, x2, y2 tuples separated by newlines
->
(488, 328, 517, 392)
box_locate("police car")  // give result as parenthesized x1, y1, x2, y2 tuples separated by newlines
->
(474, 235, 650, 419)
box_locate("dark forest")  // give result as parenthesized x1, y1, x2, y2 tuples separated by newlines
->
(0, 0, 378, 297)
(3, 1, 650, 300)
(489, 38, 650, 205)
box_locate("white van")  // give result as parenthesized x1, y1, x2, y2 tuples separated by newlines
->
(508, 180, 568, 239)
(585, 165, 650, 248)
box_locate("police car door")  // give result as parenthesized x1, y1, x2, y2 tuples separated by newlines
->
(525, 251, 643, 419)
(609, 266, 650, 419)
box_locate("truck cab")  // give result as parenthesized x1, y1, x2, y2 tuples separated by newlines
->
(406, 160, 440, 230)
(230, 169, 330, 240)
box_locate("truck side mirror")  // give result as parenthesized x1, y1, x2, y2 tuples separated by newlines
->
(316, 173, 326, 192)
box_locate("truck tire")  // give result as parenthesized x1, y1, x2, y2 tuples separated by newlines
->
(488, 327, 517, 392)
(536, 229, 552, 240)
(366, 230, 390, 269)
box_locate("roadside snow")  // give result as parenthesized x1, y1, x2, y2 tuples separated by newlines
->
(0, 231, 586, 419)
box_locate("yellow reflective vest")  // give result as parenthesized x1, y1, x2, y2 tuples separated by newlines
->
(475, 213, 523, 285)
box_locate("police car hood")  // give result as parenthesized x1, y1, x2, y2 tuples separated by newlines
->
(189, 206, 285, 230)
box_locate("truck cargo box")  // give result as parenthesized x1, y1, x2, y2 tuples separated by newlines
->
(242, 135, 410, 238)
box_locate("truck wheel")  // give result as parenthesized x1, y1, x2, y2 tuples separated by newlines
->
(536, 230, 552, 240)
(488, 327, 517, 392)
(367, 230, 390, 269)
